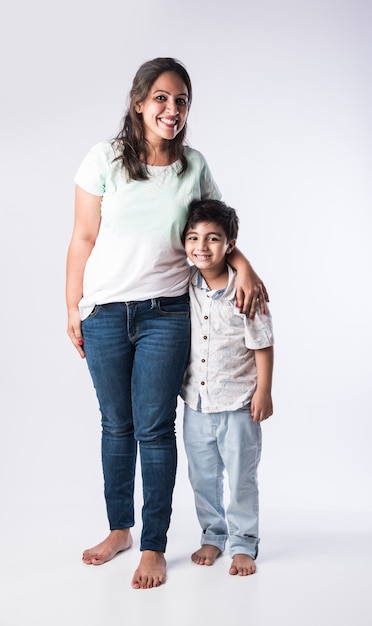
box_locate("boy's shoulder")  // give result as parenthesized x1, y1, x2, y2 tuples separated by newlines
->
(189, 265, 199, 283)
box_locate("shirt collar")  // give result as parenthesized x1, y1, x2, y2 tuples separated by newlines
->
(191, 264, 237, 300)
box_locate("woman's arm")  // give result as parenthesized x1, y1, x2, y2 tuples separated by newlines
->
(66, 186, 102, 358)
(228, 247, 269, 317)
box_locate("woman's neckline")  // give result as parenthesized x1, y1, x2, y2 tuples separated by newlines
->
(145, 159, 180, 170)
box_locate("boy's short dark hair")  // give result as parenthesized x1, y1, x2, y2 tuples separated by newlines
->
(182, 199, 239, 244)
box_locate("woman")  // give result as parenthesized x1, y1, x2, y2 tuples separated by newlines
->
(66, 57, 268, 589)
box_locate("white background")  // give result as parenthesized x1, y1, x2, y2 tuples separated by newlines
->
(1, 1, 371, 622)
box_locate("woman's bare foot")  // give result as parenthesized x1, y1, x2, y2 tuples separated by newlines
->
(82, 529, 133, 565)
(229, 554, 256, 576)
(131, 550, 166, 589)
(191, 545, 221, 566)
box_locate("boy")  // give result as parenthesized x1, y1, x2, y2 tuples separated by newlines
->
(180, 199, 274, 576)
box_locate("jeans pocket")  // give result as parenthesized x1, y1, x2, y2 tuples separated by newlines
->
(82, 304, 101, 321)
(156, 295, 190, 317)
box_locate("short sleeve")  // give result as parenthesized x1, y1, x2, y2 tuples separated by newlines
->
(187, 149, 222, 200)
(240, 305, 274, 349)
(199, 153, 222, 200)
(74, 141, 114, 196)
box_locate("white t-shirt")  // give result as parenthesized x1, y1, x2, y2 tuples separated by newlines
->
(74, 141, 221, 320)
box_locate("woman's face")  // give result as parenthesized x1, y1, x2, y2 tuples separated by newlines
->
(136, 71, 189, 146)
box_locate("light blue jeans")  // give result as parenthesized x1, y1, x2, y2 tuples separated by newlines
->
(183, 404, 262, 558)
(81, 296, 190, 553)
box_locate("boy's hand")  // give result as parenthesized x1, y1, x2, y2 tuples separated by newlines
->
(251, 389, 273, 422)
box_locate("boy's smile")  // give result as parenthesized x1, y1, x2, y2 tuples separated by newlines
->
(184, 221, 235, 277)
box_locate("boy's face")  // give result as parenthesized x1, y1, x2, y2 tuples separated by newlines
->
(184, 221, 235, 272)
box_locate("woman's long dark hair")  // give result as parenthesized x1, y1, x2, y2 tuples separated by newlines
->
(113, 57, 192, 181)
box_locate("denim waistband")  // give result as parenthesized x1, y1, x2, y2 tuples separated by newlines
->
(123, 293, 189, 307)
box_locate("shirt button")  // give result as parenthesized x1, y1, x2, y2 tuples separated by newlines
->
(203, 336, 207, 340)
(200, 381, 205, 385)
(201, 358, 206, 363)
(204, 315, 208, 320)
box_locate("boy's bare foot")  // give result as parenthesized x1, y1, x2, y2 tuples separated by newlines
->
(229, 554, 256, 576)
(191, 545, 221, 566)
(131, 550, 166, 589)
(82, 529, 133, 565)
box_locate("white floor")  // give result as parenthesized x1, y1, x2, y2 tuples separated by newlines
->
(2, 491, 372, 626)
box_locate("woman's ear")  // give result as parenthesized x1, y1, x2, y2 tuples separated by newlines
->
(135, 103, 142, 114)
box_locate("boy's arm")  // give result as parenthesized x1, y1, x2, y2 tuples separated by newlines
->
(251, 346, 274, 422)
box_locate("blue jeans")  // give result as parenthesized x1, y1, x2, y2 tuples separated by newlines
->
(183, 404, 262, 558)
(81, 295, 190, 553)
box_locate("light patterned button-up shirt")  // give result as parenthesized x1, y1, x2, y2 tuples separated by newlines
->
(180, 264, 274, 413)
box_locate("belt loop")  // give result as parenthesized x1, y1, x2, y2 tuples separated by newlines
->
(150, 298, 157, 309)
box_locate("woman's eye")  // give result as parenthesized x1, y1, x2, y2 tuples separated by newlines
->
(155, 95, 166, 101)
(177, 98, 187, 106)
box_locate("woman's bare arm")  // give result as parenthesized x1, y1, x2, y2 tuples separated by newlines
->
(66, 186, 102, 358)
(228, 247, 269, 317)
